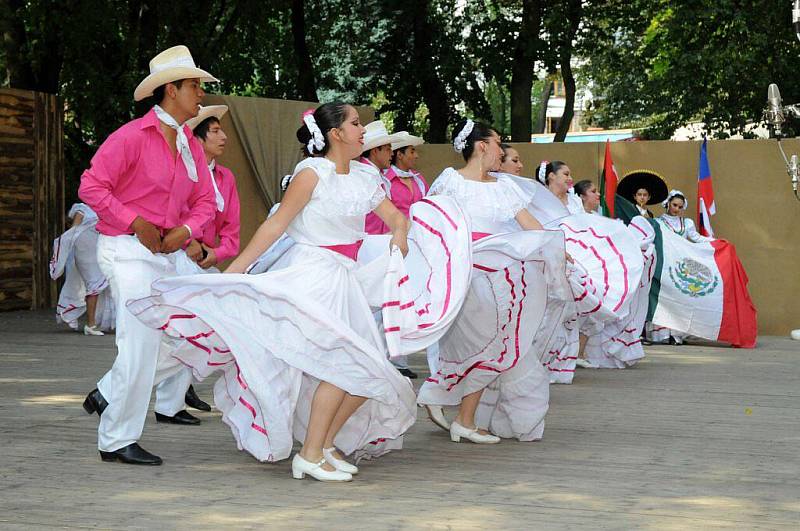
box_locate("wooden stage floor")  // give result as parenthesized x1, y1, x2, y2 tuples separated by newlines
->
(1, 310, 798, 529)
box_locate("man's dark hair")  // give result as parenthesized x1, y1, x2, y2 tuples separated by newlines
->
(151, 79, 185, 104)
(193, 117, 220, 141)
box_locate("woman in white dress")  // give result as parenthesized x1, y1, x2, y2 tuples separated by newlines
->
(50, 203, 114, 335)
(417, 120, 570, 443)
(648, 189, 713, 345)
(128, 103, 422, 482)
(573, 180, 601, 214)
(497, 158, 646, 380)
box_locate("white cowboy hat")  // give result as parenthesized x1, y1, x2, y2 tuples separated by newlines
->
(185, 104, 229, 130)
(362, 121, 403, 152)
(391, 131, 424, 151)
(134, 45, 219, 102)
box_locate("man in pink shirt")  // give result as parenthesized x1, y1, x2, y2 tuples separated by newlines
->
(157, 104, 241, 414)
(358, 121, 402, 234)
(79, 46, 218, 465)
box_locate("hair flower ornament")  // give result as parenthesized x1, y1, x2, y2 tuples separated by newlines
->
(302, 108, 326, 154)
(453, 119, 475, 153)
(537, 160, 549, 185)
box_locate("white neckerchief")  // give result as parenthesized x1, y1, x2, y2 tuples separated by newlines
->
(391, 164, 415, 178)
(207, 160, 225, 212)
(154, 105, 198, 182)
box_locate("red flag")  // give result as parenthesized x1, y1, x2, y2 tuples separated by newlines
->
(599, 140, 618, 217)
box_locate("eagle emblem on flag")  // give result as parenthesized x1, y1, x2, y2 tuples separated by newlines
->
(668, 258, 719, 297)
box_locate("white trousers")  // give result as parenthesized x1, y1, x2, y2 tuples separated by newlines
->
(154, 369, 194, 415)
(95, 235, 191, 452)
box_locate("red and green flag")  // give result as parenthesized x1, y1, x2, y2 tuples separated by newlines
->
(599, 140, 618, 217)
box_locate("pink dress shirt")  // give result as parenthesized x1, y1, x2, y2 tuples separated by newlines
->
(364, 165, 428, 235)
(79, 108, 216, 238)
(199, 163, 241, 262)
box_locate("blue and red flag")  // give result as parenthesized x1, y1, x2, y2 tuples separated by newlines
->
(697, 139, 716, 237)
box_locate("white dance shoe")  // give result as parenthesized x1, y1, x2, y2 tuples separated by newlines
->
(575, 358, 597, 369)
(83, 325, 104, 336)
(423, 405, 451, 432)
(291, 453, 352, 482)
(323, 447, 358, 475)
(449, 421, 500, 444)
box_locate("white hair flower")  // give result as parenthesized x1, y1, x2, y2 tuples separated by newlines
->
(537, 160, 549, 185)
(453, 119, 475, 153)
(303, 112, 326, 154)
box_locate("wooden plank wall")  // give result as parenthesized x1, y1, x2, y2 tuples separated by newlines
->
(0, 88, 64, 311)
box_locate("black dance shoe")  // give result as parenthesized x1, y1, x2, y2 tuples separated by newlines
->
(155, 410, 201, 425)
(82, 388, 108, 417)
(185, 385, 211, 412)
(398, 368, 418, 379)
(99, 442, 162, 465)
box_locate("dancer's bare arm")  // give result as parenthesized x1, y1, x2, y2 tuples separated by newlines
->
(516, 209, 544, 231)
(225, 169, 317, 273)
(373, 199, 410, 256)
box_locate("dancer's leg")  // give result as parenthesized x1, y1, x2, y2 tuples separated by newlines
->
(323, 393, 367, 457)
(454, 389, 492, 434)
(300, 381, 346, 471)
(85, 294, 99, 327)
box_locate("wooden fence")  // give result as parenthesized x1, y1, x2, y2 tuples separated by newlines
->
(0, 88, 64, 311)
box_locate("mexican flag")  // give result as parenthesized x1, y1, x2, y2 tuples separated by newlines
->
(599, 140, 618, 217)
(612, 196, 757, 348)
(647, 225, 757, 348)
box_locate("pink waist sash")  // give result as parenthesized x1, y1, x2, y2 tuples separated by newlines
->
(320, 240, 364, 261)
(471, 232, 492, 242)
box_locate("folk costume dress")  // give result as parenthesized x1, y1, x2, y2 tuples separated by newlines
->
(416, 168, 572, 441)
(127, 157, 470, 462)
(50, 203, 115, 331)
(502, 175, 646, 382)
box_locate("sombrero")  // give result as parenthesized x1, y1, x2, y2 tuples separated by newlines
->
(134, 45, 218, 102)
(185, 105, 228, 131)
(617, 170, 669, 205)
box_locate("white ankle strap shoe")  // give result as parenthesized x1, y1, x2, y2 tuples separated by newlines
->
(423, 404, 451, 432)
(323, 447, 358, 475)
(450, 421, 500, 444)
(292, 454, 352, 482)
(83, 325, 105, 336)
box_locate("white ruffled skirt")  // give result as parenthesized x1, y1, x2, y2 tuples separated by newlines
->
(127, 196, 473, 463)
(417, 230, 571, 440)
(540, 215, 646, 382)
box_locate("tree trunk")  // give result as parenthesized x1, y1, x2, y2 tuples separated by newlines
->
(290, 0, 318, 102)
(553, 0, 582, 143)
(553, 62, 575, 142)
(0, 0, 34, 89)
(510, 0, 543, 142)
(411, 0, 449, 142)
(534, 78, 552, 134)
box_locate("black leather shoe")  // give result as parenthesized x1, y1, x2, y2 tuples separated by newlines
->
(82, 388, 108, 417)
(398, 368, 418, 379)
(155, 410, 201, 425)
(185, 385, 211, 412)
(99, 442, 162, 465)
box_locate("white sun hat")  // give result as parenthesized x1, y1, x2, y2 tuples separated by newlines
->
(362, 121, 404, 152)
(134, 45, 219, 102)
(391, 131, 425, 151)
(185, 104, 229, 130)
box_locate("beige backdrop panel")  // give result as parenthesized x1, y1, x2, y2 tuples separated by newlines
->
(415, 139, 800, 336)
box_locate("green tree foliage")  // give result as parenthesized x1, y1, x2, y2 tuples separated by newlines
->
(581, 0, 800, 139)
